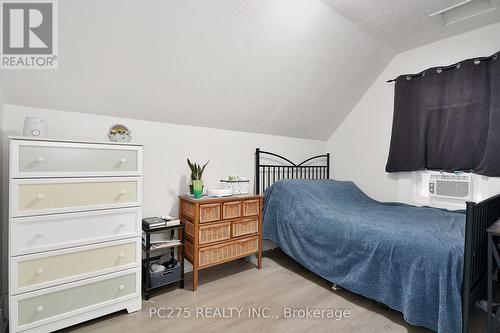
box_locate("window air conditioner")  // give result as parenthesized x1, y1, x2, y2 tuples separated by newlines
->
(428, 173, 472, 200)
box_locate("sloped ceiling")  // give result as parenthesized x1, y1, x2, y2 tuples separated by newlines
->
(1, 0, 499, 140)
(322, 0, 500, 52)
(0, 0, 393, 140)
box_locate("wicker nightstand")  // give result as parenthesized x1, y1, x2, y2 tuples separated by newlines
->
(178, 194, 263, 291)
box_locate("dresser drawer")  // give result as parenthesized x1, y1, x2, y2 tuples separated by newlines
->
(182, 201, 195, 220)
(12, 268, 139, 331)
(11, 208, 140, 256)
(242, 199, 260, 216)
(11, 140, 142, 178)
(198, 236, 258, 268)
(11, 178, 141, 217)
(199, 221, 231, 245)
(232, 217, 259, 238)
(185, 240, 194, 262)
(184, 219, 194, 239)
(222, 201, 241, 219)
(11, 239, 140, 294)
(200, 203, 221, 223)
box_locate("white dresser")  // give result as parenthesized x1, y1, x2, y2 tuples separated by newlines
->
(8, 137, 143, 333)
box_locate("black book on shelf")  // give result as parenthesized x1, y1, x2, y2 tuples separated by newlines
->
(142, 217, 166, 229)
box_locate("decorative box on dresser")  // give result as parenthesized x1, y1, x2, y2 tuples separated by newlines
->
(8, 137, 143, 333)
(178, 194, 263, 291)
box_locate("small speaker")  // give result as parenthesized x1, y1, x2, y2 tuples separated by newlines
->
(23, 117, 47, 137)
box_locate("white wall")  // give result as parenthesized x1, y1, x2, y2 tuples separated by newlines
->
(327, 22, 500, 205)
(2, 104, 326, 217)
(0, 95, 6, 331)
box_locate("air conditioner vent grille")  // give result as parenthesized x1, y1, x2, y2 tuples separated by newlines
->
(435, 180, 470, 198)
(428, 173, 472, 200)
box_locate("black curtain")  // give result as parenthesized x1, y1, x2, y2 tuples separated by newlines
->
(386, 52, 500, 177)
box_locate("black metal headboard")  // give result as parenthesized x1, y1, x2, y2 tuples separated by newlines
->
(255, 148, 330, 195)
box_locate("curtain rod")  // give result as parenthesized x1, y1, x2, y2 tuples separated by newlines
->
(386, 52, 498, 83)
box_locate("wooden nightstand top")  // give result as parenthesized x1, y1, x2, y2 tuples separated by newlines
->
(178, 194, 262, 204)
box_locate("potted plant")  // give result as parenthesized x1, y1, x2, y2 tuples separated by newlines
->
(187, 159, 209, 199)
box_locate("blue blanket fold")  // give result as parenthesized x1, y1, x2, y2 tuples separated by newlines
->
(263, 179, 465, 333)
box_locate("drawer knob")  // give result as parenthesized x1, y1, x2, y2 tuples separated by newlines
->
(118, 222, 126, 228)
(36, 194, 45, 200)
(119, 190, 126, 195)
(120, 158, 127, 164)
(36, 268, 44, 275)
(36, 305, 44, 313)
(35, 231, 44, 238)
(119, 284, 125, 291)
(119, 252, 125, 259)
(36, 157, 45, 163)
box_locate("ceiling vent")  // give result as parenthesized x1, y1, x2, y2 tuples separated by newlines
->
(430, 0, 497, 26)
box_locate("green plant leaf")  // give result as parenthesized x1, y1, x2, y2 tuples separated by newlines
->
(187, 159, 209, 180)
(196, 164, 201, 179)
(187, 158, 194, 172)
(188, 158, 198, 180)
(200, 161, 209, 179)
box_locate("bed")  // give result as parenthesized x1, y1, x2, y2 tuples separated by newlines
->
(255, 148, 500, 333)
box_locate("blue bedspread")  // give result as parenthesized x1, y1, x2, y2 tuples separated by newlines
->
(263, 179, 466, 333)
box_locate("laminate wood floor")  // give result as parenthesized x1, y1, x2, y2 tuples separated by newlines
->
(65, 249, 485, 333)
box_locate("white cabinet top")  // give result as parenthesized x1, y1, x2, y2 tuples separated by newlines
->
(9, 136, 143, 147)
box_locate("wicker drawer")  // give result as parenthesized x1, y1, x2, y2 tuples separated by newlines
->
(182, 201, 195, 220)
(200, 203, 220, 223)
(199, 222, 231, 245)
(185, 240, 194, 262)
(242, 199, 260, 216)
(198, 236, 258, 268)
(184, 220, 194, 238)
(222, 201, 241, 219)
(232, 218, 259, 238)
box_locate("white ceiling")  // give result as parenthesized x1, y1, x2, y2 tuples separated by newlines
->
(322, 0, 500, 52)
(1, 0, 499, 140)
